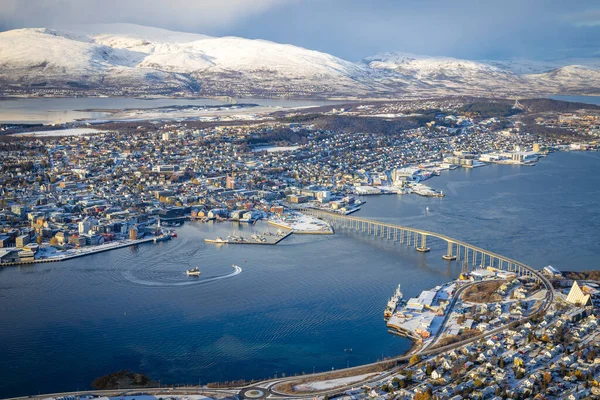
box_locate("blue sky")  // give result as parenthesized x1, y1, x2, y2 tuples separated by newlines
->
(0, 0, 599, 61)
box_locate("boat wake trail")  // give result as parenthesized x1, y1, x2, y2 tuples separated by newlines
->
(122, 265, 243, 287)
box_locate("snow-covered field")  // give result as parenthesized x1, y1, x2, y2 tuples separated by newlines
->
(294, 373, 376, 391)
(252, 145, 300, 152)
(269, 212, 333, 234)
(89, 396, 213, 400)
(359, 113, 423, 118)
(14, 128, 106, 137)
(84, 105, 283, 123)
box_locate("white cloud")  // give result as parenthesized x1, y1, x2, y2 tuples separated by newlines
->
(0, 0, 292, 32)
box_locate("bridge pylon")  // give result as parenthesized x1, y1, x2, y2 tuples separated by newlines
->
(416, 233, 430, 252)
(442, 241, 457, 260)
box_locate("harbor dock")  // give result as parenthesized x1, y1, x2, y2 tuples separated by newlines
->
(204, 231, 292, 245)
(0, 236, 158, 267)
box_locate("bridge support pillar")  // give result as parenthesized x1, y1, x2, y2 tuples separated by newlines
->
(442, 241, 457, 260)
(416, 234, 430, 252)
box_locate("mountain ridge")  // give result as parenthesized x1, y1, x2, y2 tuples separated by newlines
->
(1, 24, 599, 98)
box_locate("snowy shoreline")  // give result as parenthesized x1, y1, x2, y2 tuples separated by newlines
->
(1, 237, 156, 266)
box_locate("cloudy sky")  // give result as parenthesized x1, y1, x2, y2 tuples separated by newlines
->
(0, 0, 599, 61)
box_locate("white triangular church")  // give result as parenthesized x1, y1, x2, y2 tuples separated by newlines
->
(566, 281, 592, 306)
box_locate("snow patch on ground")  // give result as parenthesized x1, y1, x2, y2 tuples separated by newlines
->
(87, 396, 213, 400)
(269, 212, 333, 233)
(252, 145, 300, 152)
(294, 373, 376, 391)
(14, 128, 106, 137)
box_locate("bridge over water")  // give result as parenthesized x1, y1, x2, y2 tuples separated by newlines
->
(300, 208, 551, 285)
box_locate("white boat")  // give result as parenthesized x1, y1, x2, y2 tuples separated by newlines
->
(204, 236, 228, 244)
(186, 267, 201, 276)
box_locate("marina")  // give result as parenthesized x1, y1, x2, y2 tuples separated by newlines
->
(204, 230, 292, 245)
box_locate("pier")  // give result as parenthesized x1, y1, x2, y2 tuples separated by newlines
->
(299, 208, 553, 286)
(0, 237, 157, 267)
(204, 231, 292, 245)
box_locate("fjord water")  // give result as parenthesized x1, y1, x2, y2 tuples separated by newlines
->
(550, 95, 600, 105)
(0, 152, 599, 397)
(0, 97, 345, 124)
(2, 96, 598, 124)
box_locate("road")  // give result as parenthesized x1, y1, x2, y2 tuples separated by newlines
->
(421, 281, 476, 351)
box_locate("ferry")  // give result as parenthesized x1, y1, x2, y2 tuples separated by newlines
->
(186, 267, 201, 277)
(384, 284, 403, 320)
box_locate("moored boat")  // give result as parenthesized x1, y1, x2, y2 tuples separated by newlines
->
(384, 284, 403, 320)
(204, 236, 228, 244)
(154, 235, 172, 243)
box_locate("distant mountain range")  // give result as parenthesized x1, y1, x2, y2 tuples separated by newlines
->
(1, 23, 599, 99)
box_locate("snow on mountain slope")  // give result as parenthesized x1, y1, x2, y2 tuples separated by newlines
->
(0, 28, 121, 70)
(1, 24, 600, 98)
(483, 59, 600, 75)
(57, 23, 212, 49)
(362, 52, 527, 97)
(0, 27, 197, 94)
(364, 52, 506, 76)
(0, 24, 374, 97)
(524, 66, 600, 94)
(146, 37, 367, 76)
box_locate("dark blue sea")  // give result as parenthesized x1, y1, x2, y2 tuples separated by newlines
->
(0, 151, 598, 398)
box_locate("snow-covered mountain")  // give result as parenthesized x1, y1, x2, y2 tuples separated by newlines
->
(482, 58, 600, 75)
(524, 65, 600, 95)
(364, 52, 509, 79)
(1, 24, 599, 98)
(362, 52, 525, 96)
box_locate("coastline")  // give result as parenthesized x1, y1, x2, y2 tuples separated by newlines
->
(0, 237, 157, 267)
(1, 150, 582, 267)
